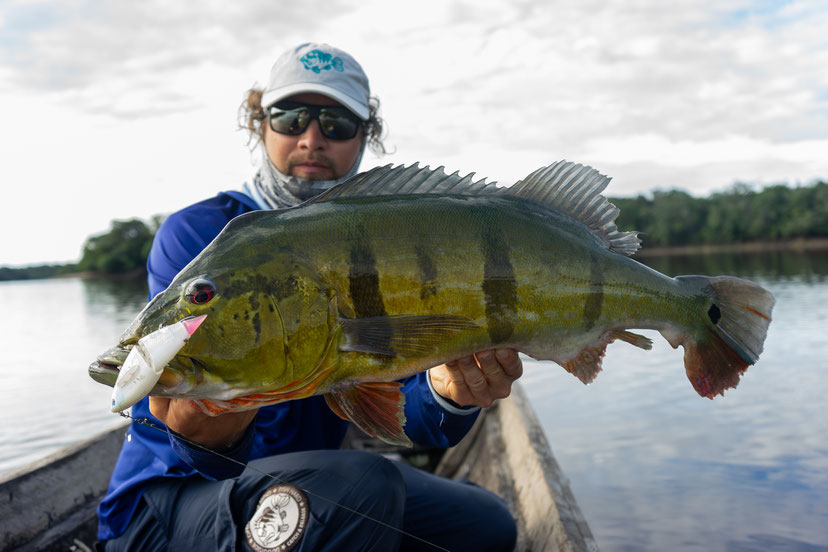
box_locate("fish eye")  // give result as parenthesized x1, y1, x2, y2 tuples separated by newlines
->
(185, 279, 216, 305)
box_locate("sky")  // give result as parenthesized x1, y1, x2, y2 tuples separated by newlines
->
(1, 0, 827, 267)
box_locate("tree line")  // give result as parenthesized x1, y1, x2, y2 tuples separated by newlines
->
(611, 180, 828, 247)
(1, 180, 826, 281)
(0, 217, 163, 281)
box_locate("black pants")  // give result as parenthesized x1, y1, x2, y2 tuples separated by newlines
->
(104, 449, 516, 551)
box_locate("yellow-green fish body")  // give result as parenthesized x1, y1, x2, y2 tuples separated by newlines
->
(91, 162, 774, 445)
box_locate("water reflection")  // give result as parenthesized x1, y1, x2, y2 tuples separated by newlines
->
(81, 276, 148, 315)
(0, 276, 148, 474)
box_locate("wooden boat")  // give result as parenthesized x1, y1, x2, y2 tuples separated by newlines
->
(0, 383, 597, 551)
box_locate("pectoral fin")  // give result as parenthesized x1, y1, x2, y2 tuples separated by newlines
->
(324, 382, 412, 447)
(340, 314, 478, 357)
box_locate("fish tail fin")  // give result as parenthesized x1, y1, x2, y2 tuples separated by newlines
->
(673, 275, 775, 398)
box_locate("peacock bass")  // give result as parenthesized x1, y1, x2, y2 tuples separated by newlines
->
(90, 161, 775, 446)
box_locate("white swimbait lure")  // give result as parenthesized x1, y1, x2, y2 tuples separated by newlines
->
(111, 315, 207, 412)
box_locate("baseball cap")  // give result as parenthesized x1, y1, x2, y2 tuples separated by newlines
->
(260, 43, 371, 120)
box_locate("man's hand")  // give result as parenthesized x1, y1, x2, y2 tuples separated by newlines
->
(149, 397, 258, 451)
(429, 349, 523, 408)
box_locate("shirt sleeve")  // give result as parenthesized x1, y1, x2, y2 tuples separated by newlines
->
(146, 212, 212, 298)
(165, 397, 349, 479)
(400, 371, 481, 448)
(146, 193, 253, 298)
(167, 422, 257, 480)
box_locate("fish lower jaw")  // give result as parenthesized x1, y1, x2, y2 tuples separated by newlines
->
(88, 361, 120, 387)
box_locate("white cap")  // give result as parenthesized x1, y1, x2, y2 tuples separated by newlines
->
(260, 43, 371, 120)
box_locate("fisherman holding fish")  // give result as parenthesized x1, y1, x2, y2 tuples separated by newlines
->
(96, 43, 520, 551)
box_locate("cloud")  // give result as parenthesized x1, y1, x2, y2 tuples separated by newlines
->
(1, 0, 827, 265)
(359, 0, 828, 192)
(0, 0, 354, 118)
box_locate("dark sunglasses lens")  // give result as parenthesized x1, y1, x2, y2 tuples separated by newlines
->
(318, 110, 360, 140)
(269, 104, 361, 140)
(269, 108, 309, 135)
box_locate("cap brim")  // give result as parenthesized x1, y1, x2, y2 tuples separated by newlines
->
(261, 83, 369, 120)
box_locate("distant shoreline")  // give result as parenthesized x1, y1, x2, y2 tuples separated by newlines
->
(0, 267, 148, 283)
(54, 268, 147, 280)
(3, 238, 827, 282)
(636, 237, 828, 256)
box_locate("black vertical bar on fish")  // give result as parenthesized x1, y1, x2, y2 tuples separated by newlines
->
(347, 226, 394, 357)
(480, 224, 518, 343)
(348, 233, 387, 317)
(415, 242, 439, 300)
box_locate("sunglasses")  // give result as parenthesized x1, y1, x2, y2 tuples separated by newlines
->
(268, 101, 363, 140)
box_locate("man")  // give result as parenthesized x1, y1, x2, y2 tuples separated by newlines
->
(98, 43, 520, 551)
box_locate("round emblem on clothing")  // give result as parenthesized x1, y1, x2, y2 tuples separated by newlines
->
(245, 484, 309, 551)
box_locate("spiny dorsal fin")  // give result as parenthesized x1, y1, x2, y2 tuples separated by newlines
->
(509, 161, 641, 256)
(311, 161, 640, 256)
(310, 163, 502, 202)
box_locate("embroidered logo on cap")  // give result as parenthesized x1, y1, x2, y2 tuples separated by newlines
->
(300, 49, 344, 73)
(245, 484, 309, 551)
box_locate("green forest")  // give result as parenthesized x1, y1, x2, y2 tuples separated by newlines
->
(0, 217, 163, 281)
(1, 180, 826, 281)
(612, 180, 828, 247)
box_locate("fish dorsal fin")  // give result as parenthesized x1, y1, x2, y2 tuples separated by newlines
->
(509, 161, 641, 256)
(310, 163, 503, 202)
(312, 161, 640, 256)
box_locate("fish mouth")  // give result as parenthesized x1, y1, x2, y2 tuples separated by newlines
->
(89, 344, 206, 395)
(89, 345, 131, 387)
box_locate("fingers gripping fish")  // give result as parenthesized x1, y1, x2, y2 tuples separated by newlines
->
(90, 161, 775, 446)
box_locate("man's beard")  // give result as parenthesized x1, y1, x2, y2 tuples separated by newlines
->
(285, 153, 336, 181)
(251, 143, 365, 209)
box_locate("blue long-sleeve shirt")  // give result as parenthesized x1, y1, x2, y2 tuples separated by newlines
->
(96, 190, 481, 540)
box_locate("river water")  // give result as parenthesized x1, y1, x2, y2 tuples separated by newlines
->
(1, 250, 826, 551)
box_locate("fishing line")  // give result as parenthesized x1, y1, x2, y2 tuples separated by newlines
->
(118, 411, 451, 552)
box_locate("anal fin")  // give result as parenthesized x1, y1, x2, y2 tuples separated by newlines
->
(562, 342, 608, 384)
(562, 330, 653, 384)
(324, 382, 412, 447)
